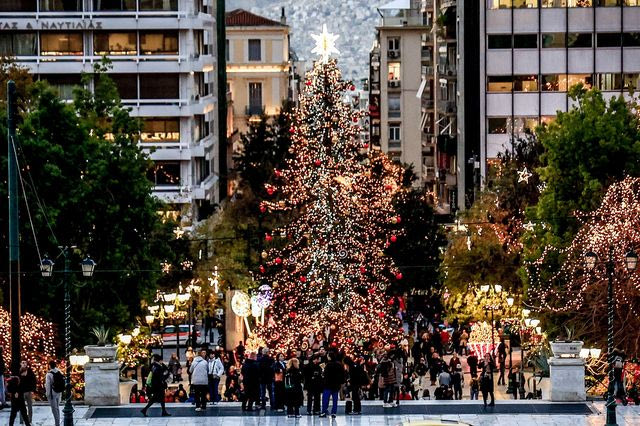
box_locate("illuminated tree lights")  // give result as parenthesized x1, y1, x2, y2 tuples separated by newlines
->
(0, 308, 57, 396)
(529, 177, 640, 314)
(253, 58, 406, 353)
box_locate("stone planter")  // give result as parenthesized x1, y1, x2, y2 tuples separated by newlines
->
(84, 345, 117, 361)
(550, 341, 583, 357)
(119, 379, 137, 405)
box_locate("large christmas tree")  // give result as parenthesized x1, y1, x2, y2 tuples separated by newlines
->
(254, 32, 405, 353)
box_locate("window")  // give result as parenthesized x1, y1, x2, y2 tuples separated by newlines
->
(388, 94, 401, 118)
(40, 32, 83, 56)
(388, 62, 401, 81)
(94, 32, 137, 55)
(567, 33, 592, 48)
(139, 0, 178, 10)
(567, 0, 592, 5)
(142, 118, 180, 142)
(93, 0, 136, 11)
(140, 32, 178, 55)
(514, 75, 538, 91)
(194, 115, 210, 141)
(148, 161, 181, 186)
(566, 74, 593, 89)
(0, 0, 36, 11)
(597, 33, 622, 48)
(598, 0, 620, 4)
(541, 74, 561, 91)
(487, 0, 538, 7)
(248, 82, 262, 115)
(388, 37, 400, 54)
(542, 33, 566, 48)
(514, 34, 537, 49)
(542, 0, 566, 6)
(623, 74, 640, 90)
(513, 117, 538, 134)
(623, 33, 640, 47)
(40, 0, 81, 10)
(487, 76, 512, 92)
(39, 74, 81, 100)
(488, 0, 513, 8)
(488, 118, 508, 134)
(108, 74, 137, 99)
(248, 39, 261, 61)
(0, 33, 37, 56)
(389, 125, 401, 141)
(513, 0, 538, 6)
(140, 74, 179, 99)
(595, 73, 622, 90)
(488, 35, 512, 49)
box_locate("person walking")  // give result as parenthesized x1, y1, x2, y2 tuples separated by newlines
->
(208, 350, 224, 405)
(319, 353, 344, 418)
(451, 366, 464, 400)
(189, 348, 210, 412)
(284, 358, 303, 418)
(272, 353, 287, 411)
(480, 354, 495, 407)
(45, 360, 64, 426)
(141, 354, 171, 417)
(0, 346, 7, 409)
(379, 354, 396, 408)
(392, 351, 403, 407)
(345, 357, 368, 415)
(497, 339, 507, 386)
(18, 360, 36, 424)
(467, 351, 478, 377)
(241, 352, 260, 411)
(258, 348, 274, 409)
(7, 376, 30, 426)
(303, 354, 322, 414)
(460, 329, 469, 356)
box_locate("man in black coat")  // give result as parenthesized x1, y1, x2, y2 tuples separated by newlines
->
(258, 348, 274, 409)
(345, 357, 369, 415)
(241, 352, 260, 411)
(319, 353, 344, 418)
(303, 355, 323, 414)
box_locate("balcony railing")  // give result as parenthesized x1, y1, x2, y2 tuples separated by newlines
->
(422, 98, 434, 110)
(381, 14, 426, 27)
(440, 0, 457, 10)
(438, 63, 457, 76)
(245, 105, 265, 116)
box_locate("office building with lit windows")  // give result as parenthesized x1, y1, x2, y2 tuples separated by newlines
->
(480, 0, 640, 181)
(0, 0, 219, 222)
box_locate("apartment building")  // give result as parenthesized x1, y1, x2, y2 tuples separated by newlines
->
(479, 0, 640, 181)
(0, 0, 220, 222)
(225, 8, 291, 135)
(372, 0, 462, 216)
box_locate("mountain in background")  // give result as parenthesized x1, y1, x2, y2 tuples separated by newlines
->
(228, 0, 386, 84)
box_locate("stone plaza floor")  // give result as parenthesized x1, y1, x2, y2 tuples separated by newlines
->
(2, 401, 640, 426)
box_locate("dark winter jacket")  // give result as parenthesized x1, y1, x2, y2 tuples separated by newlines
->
(258, 355, 274, 384)
(19, 368, 37, 393)
(322, 361, 345, 391)
(349, 363, 370, 388)
(149, 362, 169, 391)
(284, 367, 304, 407)
(303, 362, 323, 391)
(241, 358, 260, 392)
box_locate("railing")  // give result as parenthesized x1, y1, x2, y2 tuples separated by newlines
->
(440, 0, 457, 10)
(245, 105, 265, 116)
(438, 63, 457, 76)
(422, 98, 434, 109)
(381, 14, 425, 27)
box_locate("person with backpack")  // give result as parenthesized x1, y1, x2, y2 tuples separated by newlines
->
(141, 354, 171, 417)
(379, 354, 396, 408)
(189, 348, 210, 412)
(319, 352, 344, 418)
(45, 360, 65, 426)
(284, 358, 303, 418)
(303, 354, 323, 414)
(469, 373, 480, 400)
(7, 376, 30, 426)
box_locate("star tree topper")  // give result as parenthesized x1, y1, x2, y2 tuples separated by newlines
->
(311, 24, 340, 63)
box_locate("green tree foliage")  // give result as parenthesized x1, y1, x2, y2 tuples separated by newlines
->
(0, 61, 175, 345)
(534, 85, 640, 244)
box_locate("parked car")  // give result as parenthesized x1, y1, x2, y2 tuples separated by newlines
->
(151, 324, 201, 347)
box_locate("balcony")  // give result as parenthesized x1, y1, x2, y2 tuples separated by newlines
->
(421, 98, 434, 110)
(381, 14, 425, 28)
(438, 100, 457, 114)
(440, 0, 456, 11)
(437, 63, 457, 77)
(421, 48, 431, 60)
(388, 79, 402, 89)
(245, 105, 265, 116)
(388, 50, 401, 60)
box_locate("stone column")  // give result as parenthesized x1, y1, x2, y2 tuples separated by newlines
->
(84, 345, 121, 406)
(548, 357, 586, 401)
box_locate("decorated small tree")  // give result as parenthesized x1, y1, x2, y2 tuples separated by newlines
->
(253, 27, 405, 353)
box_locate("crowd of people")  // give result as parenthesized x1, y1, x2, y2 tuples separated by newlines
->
(134, 323, 510, 418)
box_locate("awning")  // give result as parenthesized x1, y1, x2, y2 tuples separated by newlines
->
(379, 0, 411, 10)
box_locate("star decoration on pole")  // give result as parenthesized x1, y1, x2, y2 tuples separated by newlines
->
(311, 24, 340, 63)
(523, 221, 535, 231)
(517, 167, 533, 184)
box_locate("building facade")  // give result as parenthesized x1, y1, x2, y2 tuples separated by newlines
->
(373, 0, 462, 216)
(480, 0, 640, 181)
(0, 0, 220, 222)
(225, 8, 291, 135)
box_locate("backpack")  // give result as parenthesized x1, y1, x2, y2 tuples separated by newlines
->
(52, 371, 65, 393)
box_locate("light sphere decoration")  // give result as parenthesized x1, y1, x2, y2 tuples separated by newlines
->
(231, 291, 251, 317)
(256, 284, 273, 309)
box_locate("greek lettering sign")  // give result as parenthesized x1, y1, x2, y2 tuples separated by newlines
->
(0, 20, 103, 30)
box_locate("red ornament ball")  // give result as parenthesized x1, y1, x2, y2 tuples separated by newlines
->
(359, 266, 366, 274)
(396, 216, 402, 224)
(378, 312, 385, 318)
(305, 80, 312, 86)
(259, 265, 265, 274)
(275, 257, 282, 265)
(384, 184, 393, 191)
(330, 342, 337, 348)
(289, 312, 297, 318)
(259, 205, 267, 213)
(363, 143, 369, 149)
(314, 159, 322, 166)
(299, 276, 307, 283)
(289, 127, 295, 134)
(352, 116, 359, 123)
(350, 84, 356, 91)
(274, 169, 282, 178)
(390, 235, 397, 243)
(368, 287, 375, 294)
(266, 187, 275, 196)
(265, 234, 273, 242)
(387, 298, 394, 306)
(395, 272, 403, 280)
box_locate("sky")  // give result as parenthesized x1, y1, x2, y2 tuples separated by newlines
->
(228, 0, 388, 83)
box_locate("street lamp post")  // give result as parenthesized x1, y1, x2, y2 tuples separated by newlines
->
(41, 249, 95, 426)
(480, 284, 502, 352)
(584, 247, 637, 426)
